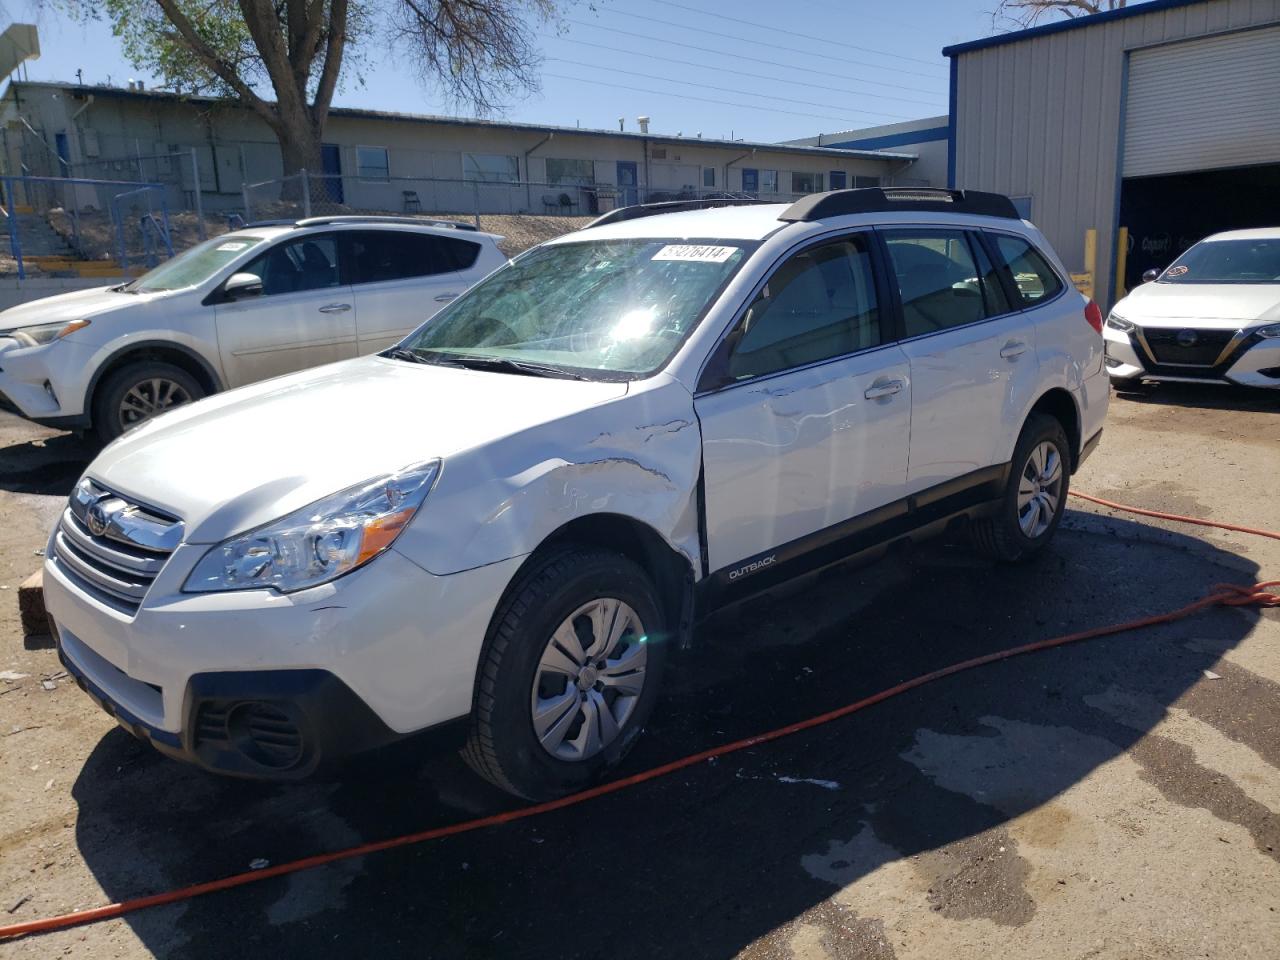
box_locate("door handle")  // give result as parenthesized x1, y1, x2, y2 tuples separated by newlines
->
(1000, 339, 1028, 359)
(319, 303, 352, 314)
(434, 292, 459, 303)
(863, 378, 905, 400)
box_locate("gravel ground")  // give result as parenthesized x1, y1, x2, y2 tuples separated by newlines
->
(0, 381, 1277, 959)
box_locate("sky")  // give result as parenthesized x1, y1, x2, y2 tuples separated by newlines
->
(6, 0, 1017, 143)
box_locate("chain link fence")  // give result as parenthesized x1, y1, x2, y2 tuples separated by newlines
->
(242, 171, 812, 224)
(1, 175, 174, 279)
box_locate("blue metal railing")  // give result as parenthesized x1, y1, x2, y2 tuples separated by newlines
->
(1, 175, 172, 280)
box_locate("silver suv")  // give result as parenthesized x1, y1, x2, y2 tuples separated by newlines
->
(0, 216, 506, 441)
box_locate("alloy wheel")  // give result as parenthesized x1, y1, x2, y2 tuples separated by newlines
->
(530, 597, 649, 762)
(117, 378, 193, 431)
(1016, 440, 1064, 538)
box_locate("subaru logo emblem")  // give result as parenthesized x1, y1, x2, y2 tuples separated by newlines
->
(1176, 329, 1198, 347)
(86, 504, 109, 537)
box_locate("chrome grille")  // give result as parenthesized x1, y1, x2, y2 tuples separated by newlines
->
(51, 478, 183, 615)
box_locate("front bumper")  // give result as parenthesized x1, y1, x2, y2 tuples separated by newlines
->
(1103, 323, 1280, 387)
(45, 532, 524, 779)
(0, 335, 97, 424)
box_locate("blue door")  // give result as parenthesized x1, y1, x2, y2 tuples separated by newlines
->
(829, 171, 847, 190)
(54, 132, 71, 177)
(741, 168, 759, 196)
(616, 161, 638, 206)
(321, 143, 344, 204)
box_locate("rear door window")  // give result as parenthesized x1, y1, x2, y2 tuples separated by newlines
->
(989, 234, 1064, 306)
(345, 231, 479, 285)
(881, 229, 988, 338)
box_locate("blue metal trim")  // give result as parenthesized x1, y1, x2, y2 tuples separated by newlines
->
(825, 126, 950, 151)
(943, 0, 1213, 57)
(1109, 50, 1133, 308)
(947, 57, 958, 189)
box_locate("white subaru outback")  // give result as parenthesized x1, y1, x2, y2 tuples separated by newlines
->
(44, 190, 1108, 800)
(0, 216, 506, 442)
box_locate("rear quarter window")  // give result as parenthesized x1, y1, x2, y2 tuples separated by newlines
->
(989, 234, 1064, 306)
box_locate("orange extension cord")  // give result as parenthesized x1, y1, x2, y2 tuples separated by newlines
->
(2, 492, 1278, 941)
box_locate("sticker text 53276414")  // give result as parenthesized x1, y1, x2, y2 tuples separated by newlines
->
(652, 244, 739, 264)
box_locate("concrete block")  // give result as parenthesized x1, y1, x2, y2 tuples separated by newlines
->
(18, 568, 54, 649)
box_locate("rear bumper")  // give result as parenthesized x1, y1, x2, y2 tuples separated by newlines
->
(58, 631, 469, 778)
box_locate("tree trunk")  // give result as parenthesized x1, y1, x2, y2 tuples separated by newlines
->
(274, 110, 323, 205)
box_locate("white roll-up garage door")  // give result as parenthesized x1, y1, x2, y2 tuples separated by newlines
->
(1123, 25, 1280, 179)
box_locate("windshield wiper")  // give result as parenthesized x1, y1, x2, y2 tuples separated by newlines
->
(382, 346, 435, 365)
(441, 355, 590, 380)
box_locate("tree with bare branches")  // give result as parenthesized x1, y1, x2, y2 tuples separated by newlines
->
(66, 0, 560, 181)
(993, 0, 1126, 30)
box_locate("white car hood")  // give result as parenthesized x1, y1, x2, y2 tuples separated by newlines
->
(1117, 282, 1280, 328)
(87, 356, 629, 543)
(0, 285, 143, 334)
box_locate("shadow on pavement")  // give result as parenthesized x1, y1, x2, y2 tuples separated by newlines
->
(64, 514, 1273, 958)
(1113, 380, 1280, 413)
(0, 429, 96, 496)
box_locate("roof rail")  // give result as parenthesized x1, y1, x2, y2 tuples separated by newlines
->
(586, 197, 771, 229)
(239, 218, 297, 229)
(293, 215, 480, 232)
(778, 188, 1020, 222)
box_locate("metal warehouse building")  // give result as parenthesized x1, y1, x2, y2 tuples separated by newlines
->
(945, 0, 1280, 307)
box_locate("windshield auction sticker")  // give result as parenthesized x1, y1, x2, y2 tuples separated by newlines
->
(652, 244, 738, 263)
(216, 241, 249, 252)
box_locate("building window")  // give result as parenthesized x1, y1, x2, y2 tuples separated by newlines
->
(546, 158, 595, 185)
(741, 168, 759, 194)
(356, 146, 389, 181)
(463, 153, 519, 182)
(853, 175, 882, 188)
(760, 170, 779, 193)
(791, 171, 823, 194)
(829, 171, 847, 190)
(703, 167, 716, 188)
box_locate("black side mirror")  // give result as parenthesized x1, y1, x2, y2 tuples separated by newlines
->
(1141, 268, 1161, 284)
(223, 272, 264, 300)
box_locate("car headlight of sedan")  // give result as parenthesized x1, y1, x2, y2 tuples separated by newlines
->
(8, 319, 91, 347)
(184, 460, 440, 594)
(1257, 322, 1280, 339)
(1105, 312, 1135, 332)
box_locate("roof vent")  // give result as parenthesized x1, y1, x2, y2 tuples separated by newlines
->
(637, 115, 650, 134)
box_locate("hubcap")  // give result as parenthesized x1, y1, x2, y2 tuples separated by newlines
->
(118, 378, 192, 431)
(530, 598, 648, 762)
(1016, 440, 1063, 538)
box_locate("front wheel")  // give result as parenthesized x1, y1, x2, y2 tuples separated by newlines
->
(92, 361, 205, 444)
(971, 413, 1070, 563)
(462, 546, 667, 800)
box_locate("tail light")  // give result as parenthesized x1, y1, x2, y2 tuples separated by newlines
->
(1084, 300, 1104, 334)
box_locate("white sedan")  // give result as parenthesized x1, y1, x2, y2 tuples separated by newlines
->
(1104, 228, 1280, 388)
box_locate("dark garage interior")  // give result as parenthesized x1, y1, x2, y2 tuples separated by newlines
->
(1118, 162, 1280, 293)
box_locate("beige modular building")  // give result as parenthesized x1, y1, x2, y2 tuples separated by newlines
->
(0, 80, 916, 218)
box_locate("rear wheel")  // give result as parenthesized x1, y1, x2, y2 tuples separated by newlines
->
(93, 361, 205, 444)
(462, 546, 667, 800)
(971, 413, 1070, 563)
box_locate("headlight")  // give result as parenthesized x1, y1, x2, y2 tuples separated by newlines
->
(184, 461, 440, 594)
(9, 319, 91, 347)
(1257, 322, 1280, 339)
(1105, 312, 1135, 332)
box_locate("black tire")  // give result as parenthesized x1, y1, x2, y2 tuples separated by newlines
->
(92, 361, 205, 444)
(462, 545, 667, 800)
(971, 413, 1071, 563)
